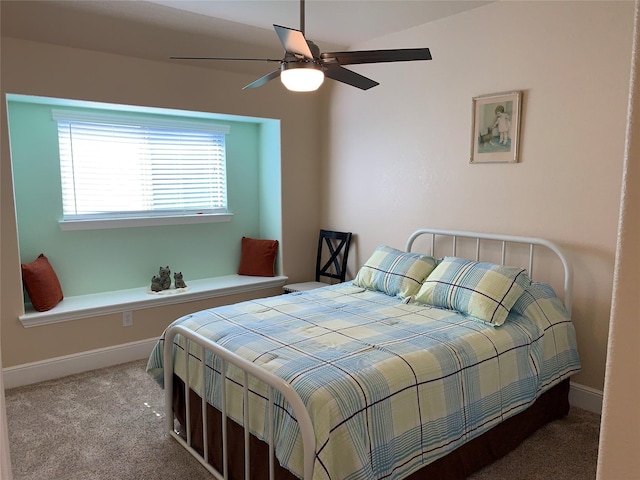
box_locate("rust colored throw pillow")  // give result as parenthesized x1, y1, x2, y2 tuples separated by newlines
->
(21, 253, 64, 312)
(238, 237, 279, 277)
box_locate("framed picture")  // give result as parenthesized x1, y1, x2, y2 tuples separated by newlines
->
(470, 91, 522, 164)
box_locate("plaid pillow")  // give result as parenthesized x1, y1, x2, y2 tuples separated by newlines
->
(353, 245, 438, 299)
(413, 257, 531, 326)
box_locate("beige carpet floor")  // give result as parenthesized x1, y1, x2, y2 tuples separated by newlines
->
(5, 360, 600, 479)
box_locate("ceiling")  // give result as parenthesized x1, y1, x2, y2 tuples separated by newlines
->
(143, 0, 493, 47)
(1, 0, 493, 76)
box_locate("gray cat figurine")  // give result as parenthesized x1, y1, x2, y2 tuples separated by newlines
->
(158, 266, 171, 290)
(150, 275, 163, 292)
(174, 271, 187, 289)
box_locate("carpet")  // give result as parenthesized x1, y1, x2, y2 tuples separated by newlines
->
(5, 360, 600, 479)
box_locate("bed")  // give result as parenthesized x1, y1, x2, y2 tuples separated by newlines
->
(147, 228, 580, 480)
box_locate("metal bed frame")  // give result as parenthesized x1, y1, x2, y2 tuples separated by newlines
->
(162, 229, 572, 480)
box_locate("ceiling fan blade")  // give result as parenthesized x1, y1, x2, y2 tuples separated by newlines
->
(324, 65, 379, 90)
(273, 24, 314, 59)
(320, 48, 432, 66)
(170, 56, 282, 62)
(242, 69, 281, 90)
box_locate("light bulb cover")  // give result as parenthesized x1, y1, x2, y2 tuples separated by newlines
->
(280, 63, 324, 92)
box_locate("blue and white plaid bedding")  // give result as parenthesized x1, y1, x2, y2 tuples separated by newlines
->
(147, 281, 580, 480)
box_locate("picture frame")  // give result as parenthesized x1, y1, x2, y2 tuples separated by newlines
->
(470, 91, 522, 164)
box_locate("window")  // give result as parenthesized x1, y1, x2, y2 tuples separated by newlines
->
(8, 94, 281, 298)
(52, 110, 231, 230)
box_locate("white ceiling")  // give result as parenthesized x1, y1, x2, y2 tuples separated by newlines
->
(144, 0, 493, 47)
(1, 0, 493, 76)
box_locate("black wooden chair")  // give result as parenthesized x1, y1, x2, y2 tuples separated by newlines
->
(283, 229, 353, 293)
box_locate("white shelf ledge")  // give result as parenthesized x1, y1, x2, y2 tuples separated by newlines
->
(19, 275, 287, 328)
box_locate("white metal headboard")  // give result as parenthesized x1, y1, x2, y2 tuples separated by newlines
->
(405, 229, 573, 316)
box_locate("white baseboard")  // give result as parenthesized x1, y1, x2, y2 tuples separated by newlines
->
(569, 381, 603, 415)
(2, 337, 158, 389)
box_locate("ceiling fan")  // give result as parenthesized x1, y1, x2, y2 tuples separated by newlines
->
(170, 0, 432, 92)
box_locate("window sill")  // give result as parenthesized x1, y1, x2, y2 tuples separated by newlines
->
(59, 213, 233, 231)
(19, 274, 287, 328)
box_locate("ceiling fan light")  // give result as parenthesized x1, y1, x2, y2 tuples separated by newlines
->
(280, 63, 324, 92)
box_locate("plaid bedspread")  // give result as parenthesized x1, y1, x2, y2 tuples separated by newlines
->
(147, 282, 580, 480)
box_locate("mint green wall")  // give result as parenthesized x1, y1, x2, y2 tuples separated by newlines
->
(258, 121, 283, 271)
(7, 96, 282, 297)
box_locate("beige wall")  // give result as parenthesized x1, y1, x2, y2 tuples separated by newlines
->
(0, 37, 323, 367)
(322, 1, 635, 391)
(598, 2, 640, 478)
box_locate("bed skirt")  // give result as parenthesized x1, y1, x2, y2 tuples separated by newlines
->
(172, 376, 570, 480)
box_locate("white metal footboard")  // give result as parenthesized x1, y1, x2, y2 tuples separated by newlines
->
(163, 324, 316, 480)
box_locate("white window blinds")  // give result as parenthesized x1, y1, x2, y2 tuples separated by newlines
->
(52, 110, 230, 223)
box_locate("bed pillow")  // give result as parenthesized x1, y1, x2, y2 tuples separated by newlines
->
(238, 236, 279, 277)
(413, 257, 531, 326)
(21, 253, 64, 312)
(353, 245, 438, 299)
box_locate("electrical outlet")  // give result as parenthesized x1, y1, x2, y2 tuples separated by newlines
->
(122, 311, 133, 327)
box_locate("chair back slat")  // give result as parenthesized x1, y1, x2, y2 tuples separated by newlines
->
(315, 230, 352, 283)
